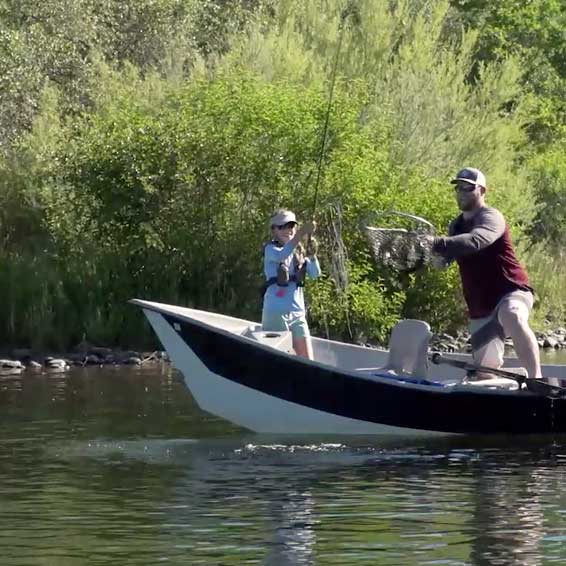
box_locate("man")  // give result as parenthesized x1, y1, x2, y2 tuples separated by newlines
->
(431, 167, 542, 380)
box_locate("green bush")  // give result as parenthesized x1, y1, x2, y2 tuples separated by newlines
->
(0, 0, 562, 349)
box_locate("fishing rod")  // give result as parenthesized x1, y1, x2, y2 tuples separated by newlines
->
(309, 3, 434, 275)
(306, 2, 358, 337)
(312, 1, 356, 217)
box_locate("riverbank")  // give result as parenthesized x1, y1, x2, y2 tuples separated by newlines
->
(430, 327, 566, 353)
(0, 344, 169, 375)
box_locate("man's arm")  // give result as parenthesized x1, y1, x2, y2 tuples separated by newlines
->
(433, 207, 506, 259)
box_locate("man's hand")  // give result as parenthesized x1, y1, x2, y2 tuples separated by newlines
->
(431, 254, 450, 269)
(421, 234, 449, 269)
(421, 234, 436, 250)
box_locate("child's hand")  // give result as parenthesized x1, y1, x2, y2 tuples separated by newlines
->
(306, 237, 319, 256)
(299, 220, 317, 237)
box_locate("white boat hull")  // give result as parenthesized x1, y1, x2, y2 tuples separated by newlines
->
(133, 300, 566, 436)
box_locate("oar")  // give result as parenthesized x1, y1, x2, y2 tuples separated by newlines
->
(430, 353, 566, 398)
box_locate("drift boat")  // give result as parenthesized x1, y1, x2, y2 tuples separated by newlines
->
(132, 299, 566, 436)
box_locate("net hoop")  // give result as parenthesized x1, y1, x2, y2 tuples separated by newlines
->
(363, 211, 435, 272)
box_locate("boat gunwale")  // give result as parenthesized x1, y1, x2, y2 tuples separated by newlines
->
(130, 299, 552, 400)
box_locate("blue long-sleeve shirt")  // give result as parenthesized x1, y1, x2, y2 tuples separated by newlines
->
(262, 241, 321, 315)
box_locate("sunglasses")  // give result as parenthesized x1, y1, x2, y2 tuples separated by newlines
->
(274, 222, 297, 230)
(454, 182, 478, 193)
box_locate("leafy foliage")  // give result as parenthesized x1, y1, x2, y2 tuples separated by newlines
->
(0, 0, 564, 348)
(526, 142, 566, 247)
(452, 0, 566, 144)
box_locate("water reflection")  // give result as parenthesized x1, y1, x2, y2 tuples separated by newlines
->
(264, 489, 316, 565)
(2, 367, 566, 564)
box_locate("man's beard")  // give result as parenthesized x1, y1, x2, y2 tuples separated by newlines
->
(457, 197, 477, 211)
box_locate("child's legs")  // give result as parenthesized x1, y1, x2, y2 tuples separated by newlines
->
(289, 316, 313, 360)
(292, 338, 313, 360)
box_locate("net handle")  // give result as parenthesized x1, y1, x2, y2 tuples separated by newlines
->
(364, 210, 435, 234)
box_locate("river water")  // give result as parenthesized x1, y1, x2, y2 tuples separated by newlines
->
(2, 362, 566, 565)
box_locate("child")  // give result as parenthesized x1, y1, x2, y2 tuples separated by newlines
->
(262, 209, 320, 359)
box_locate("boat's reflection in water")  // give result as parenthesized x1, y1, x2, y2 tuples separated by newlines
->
(265, 488, 316, 565)
(470, 452, 548, 566)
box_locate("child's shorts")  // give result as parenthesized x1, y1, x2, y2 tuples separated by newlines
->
(261, 311, 310, 339)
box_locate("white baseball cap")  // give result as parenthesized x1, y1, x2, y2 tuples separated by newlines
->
(450, 167, 487, 188)
(270, 210, 297, 227)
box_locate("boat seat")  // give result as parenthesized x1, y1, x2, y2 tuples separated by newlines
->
(357, 319, 432, 379)
(384, 319, 432, 377)
(242, 327, 293, 353)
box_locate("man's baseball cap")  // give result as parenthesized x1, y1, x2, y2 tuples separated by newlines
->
(270, 210, 297, 227)
(450, 167, 486, 188)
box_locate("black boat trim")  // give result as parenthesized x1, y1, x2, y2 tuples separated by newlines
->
(151, 309, 566, 435)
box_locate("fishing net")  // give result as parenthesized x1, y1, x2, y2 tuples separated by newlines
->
(320, 201, 353, 340)
(363, 211, 436, 272)
(326, 202, 349, 293)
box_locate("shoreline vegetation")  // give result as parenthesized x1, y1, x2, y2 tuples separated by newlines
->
(1, 0, 565, 352)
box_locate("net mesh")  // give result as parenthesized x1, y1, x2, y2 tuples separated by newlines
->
(363, 212, 435, 272)
(322, 201, 353, 339)
(326, 203, 349, 293)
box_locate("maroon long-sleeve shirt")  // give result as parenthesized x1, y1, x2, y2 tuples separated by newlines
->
(433, 207, 532, 319)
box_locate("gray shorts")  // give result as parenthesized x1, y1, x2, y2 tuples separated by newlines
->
(469, 290, 534, 368)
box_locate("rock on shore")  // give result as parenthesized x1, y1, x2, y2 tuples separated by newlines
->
(0, 344, 170, 375)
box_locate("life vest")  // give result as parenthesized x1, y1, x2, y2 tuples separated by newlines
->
(261, 240, 307, 297)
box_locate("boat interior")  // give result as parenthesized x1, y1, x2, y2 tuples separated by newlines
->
(133, 301, 566, 391)
(241, 319, 528, 391)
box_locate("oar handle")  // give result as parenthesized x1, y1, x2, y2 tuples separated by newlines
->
(430, 353, 527, 382)
(430, 353, 566, 398)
